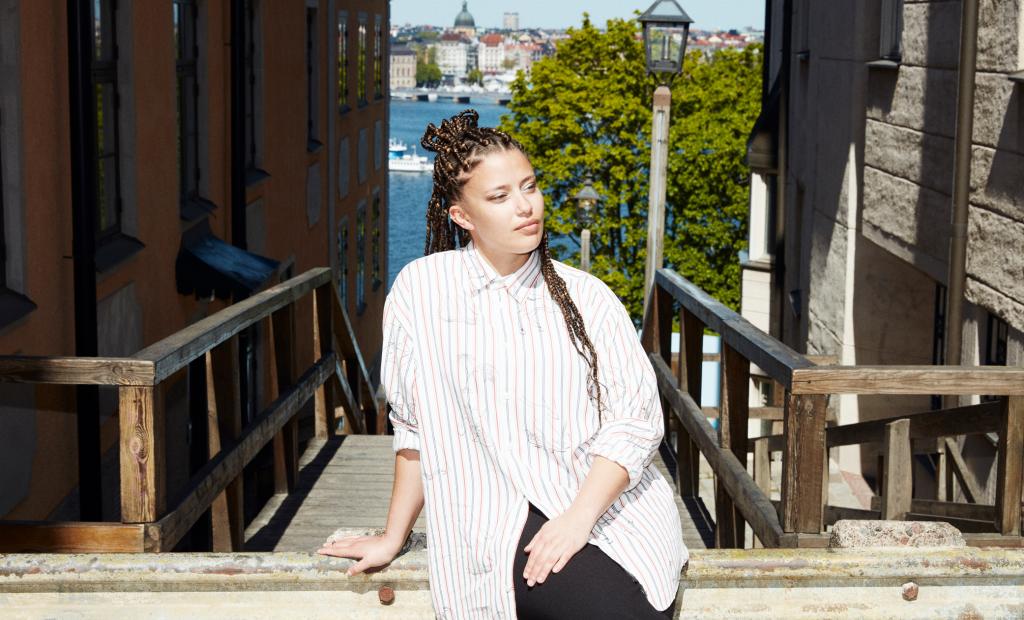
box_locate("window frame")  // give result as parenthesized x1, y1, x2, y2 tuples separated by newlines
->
(373, 14, 383, 99)
(337, 216, 349, 308)
(878, 0, 903, 63)
(93, 0, 124, 243)
(371, 187, 381, 291)
(356, 13, 367, 106)
(356, 200, 366, 315)
(337, 10, 349, 113)
(174, 0, 215, 222)
(305, 6, 321, 151)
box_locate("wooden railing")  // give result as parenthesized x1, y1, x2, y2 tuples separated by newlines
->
(0, 268, 383, 553)
(642, 268, 1024, 549)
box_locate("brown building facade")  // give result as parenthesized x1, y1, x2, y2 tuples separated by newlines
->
(0, 0, 389, 522)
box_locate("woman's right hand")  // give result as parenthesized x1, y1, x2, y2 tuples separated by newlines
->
(316, 534, 403, 576)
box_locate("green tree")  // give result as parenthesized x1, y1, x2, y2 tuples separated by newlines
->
(416, 47, 442, 88)
(467, 68, 484, 86)
(499, 16, 761, 320)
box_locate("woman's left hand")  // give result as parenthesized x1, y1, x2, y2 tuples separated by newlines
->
(522, 508, 593, 587)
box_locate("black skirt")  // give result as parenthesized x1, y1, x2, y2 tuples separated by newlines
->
(513, 503, 677, 619)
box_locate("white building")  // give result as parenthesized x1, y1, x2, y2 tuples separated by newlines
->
(389, 46, 417, 90)
(478, 33, 505, 74)
(503, 12, 519, 31)
(436, 33, 469, 79)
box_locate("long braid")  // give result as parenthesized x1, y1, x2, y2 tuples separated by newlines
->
(420, 109, 605, 419)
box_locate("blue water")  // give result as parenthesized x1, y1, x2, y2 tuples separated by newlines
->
(387, 100, 508, 289)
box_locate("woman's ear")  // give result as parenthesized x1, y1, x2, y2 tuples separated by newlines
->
(448, 205, 475, 231)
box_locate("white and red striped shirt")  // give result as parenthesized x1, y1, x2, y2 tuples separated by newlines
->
(381, 240, 686, 618)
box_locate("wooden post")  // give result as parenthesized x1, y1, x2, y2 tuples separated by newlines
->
(996, 396, 1023, 535)
(937, 438, 948, 502)
(780, 391, 827, 535)
(267, 305, 299, 494)
(717, 343, 749, 548)
(119, 385, 166, 524)
(881, 418, 912, 520)
(677, 308, 704, 497)
(206, 337, 244, 551)
(313, 284, 336, 440)
(753, 437, 771, 548)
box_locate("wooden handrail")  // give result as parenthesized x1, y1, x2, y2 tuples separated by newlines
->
(645, 267, 1024, 549)
(791, 365, 1024, 396)
(650, 354, 784, 548)
(653, 269, 813, 388)
(0, 357, 154, 385)
(136, 268, 332, 384)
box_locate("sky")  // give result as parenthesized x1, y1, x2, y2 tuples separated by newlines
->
(390, 0, 765, 32)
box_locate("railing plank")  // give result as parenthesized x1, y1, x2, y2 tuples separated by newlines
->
(650, 354, 783, 547)
(313, 284, 336, 439)
(996, 396, 1024, 536)
(826, 401, 1001, 447)
(791, 366, 1024, 396)
(655, 270, 813, 388)
(946, 437, 984, 504)
(268, 305, 299, 494)
(147, 353, 336, 552)
(136, 268, 331, 384)
(119, 385, 166, 524)
(206, 337, 244, 552)
(0, 357, 155, 385)
(677, 308, 704, 497)
(716, 343, 749, 548)
(881, 419, 912, 520)
(0, 522, 145, 553)
(780, 391, 827, 534)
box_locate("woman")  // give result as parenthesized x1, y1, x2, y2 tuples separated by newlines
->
(318, 110, 685, 619)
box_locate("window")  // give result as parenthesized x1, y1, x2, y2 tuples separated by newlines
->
(357, 13, 367, 105)
(305, 6, 320, 149)
(373, 14, 383, 98)
(0, 105, 6, 290)
(879, 0, 903, 62)
(175, 0, 211, 221)
(337, 11, 349, 111)
(337, 216, 348, 308)
(93, 0, 122, 241)
(356, 200, 366, 314)
(371, 188, 381, 290)
(244, 0, 263, 173)
(985, 313, 1009, 367)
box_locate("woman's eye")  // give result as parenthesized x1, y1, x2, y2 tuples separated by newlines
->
(489, 193, 507, 201)
(522, 183, 536, 192)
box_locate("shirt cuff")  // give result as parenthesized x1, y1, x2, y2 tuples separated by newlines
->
(392, 424, 420, 453)
(587, 435, 656, 490)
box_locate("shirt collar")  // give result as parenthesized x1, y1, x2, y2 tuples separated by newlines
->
(462, 240, 544, 302)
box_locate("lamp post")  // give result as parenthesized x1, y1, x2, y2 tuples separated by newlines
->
(573, 178, 600, 272)
(638, 0, 692, 319)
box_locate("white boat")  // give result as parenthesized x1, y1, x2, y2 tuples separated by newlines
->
(388, 142, 432, 173)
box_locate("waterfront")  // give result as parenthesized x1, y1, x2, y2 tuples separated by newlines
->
(387, 99, 507, 288)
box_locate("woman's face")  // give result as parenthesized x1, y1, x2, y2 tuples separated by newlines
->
(448, 148, 545, 258)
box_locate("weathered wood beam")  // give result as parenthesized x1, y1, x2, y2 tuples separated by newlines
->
(945, 437, 984, 504)
(881, 419, 912, 520)
(119, 384, 166, 524)
(716, 343, 749, 549)
(0, 522, 146, 553)
(206, 336, 244, 552)
(780, 391, 827, 534)
(996, 396, 1023, 536)
(0, 357, 155, 385)
(791, 366, 1024, 396)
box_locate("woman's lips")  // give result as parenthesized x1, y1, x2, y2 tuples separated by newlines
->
(517, 220, 540, 233)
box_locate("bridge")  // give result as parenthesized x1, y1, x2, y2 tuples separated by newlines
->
(0, 265, 1022, 617)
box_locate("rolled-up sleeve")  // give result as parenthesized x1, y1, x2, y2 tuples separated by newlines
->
(586, 286, 664, 490)
(381, 280, 420, 453)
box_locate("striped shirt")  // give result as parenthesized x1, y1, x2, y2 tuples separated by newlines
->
(381, 240, 686, 618)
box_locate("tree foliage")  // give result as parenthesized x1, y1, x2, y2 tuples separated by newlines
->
(499, 16, 761, 320)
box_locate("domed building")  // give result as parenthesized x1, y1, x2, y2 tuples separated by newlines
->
(453, 1, 476, 37)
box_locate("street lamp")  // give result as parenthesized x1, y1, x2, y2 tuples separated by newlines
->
(573, 178, 600, 272)
(638, 0, 692, 319)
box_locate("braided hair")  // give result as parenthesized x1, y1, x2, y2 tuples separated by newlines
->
(420, 109, 605, 419)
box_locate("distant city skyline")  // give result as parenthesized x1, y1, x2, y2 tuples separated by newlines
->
(390, 0, 765, 32)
